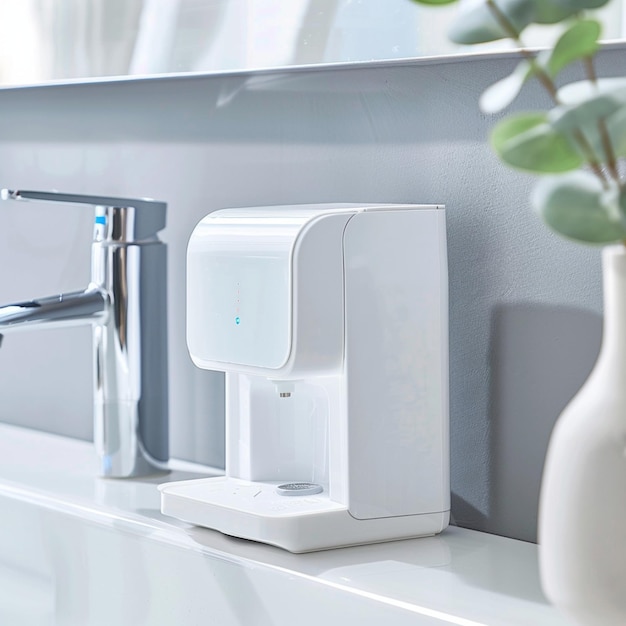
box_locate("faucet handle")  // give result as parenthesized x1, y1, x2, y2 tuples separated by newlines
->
(1, 189, 166, 242)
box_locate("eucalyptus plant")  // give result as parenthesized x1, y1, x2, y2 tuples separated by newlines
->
(410, 0, 626, 244)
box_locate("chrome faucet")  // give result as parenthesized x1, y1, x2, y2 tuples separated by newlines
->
(0, 190, 168, 478)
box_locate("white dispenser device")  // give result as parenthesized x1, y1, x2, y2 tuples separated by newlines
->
(160, 204, 449, 552)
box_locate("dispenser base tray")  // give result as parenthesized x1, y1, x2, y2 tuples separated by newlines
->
(159, 476, 449, 553)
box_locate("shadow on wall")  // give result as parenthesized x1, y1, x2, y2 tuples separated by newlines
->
(485, 302, 601, 543)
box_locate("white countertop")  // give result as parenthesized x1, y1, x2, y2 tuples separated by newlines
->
(0, 423, 572, 626)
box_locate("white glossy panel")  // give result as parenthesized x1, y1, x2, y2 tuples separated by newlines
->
(344, 208, 449, 520)
(187, 205, 353, 376)
(287, 211, 353, 376)
(160, 475, 447, 553)
(187, 211, 304, 369)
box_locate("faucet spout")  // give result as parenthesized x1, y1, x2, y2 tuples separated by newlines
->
(1, 189, 169, 478)
(0, 288, 106, 332)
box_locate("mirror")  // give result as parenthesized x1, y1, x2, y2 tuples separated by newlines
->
(0, 0, 624, 87)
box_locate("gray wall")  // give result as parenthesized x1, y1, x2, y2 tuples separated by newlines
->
(0, 48, 619, 542)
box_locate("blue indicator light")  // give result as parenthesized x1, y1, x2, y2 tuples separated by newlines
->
(95, 216, 106, 225)
(235, 316, 241, 325)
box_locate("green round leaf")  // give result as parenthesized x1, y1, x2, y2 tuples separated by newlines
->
(448, 0, 535, 44)
(557, 78, 626, 105)
(551, 0, 610, 11)
(480, 60, 531, 114)
(605, 107, 626, 158)
(550, 95, 623, 133)
(532, 172, 626, 243)
(550, 81, 626, 163)
(546, 19, 601, 77)
(564, 108, 626, 164)
(530, 0, 576, 24)
(491, 112, 583, 172)
(492, 111, 547, 143)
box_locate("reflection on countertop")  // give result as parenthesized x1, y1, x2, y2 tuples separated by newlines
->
(0, 422, 572, 626)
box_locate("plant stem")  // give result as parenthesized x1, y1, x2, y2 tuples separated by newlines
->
(485, 0, 609, 184)
(583, 56, 621, 182)
(486, 0, 558, 100)
(571, 129, 609, 181)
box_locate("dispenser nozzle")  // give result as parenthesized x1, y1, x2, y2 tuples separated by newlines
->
(273, 381, 295, 398)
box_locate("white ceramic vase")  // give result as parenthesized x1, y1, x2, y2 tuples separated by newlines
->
(539, 245, 626, 625)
